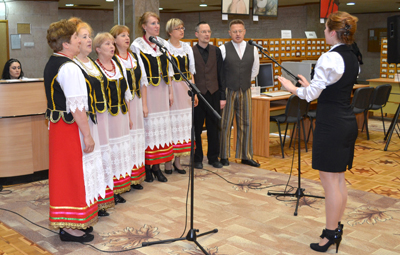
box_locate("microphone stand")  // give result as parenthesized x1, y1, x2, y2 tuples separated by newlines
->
(256, 47, 325, 216)
(141, 45, 219, 255)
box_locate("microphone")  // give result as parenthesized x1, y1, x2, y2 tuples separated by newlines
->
(149, 36, 167, 51)
(248, 40, 268, 52)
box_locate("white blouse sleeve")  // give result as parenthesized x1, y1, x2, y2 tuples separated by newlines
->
(130, 44, 148, 88)
(187, 45, 196, 75)
(57, 62, 88, 113)
(138, 53, 148, 87)
(297, 51, 344, 102)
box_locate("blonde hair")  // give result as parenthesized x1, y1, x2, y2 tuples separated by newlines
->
(93, 32, 114, 55)
(166, 18, 184, 38)
(326, 11, 358, 45)
(138, 12, 160, 36)
(110, 25, 131, 55)
(47, 19, 76, 52)
(68, 17, 93, 37)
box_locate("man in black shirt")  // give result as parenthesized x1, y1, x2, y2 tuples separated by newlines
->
(192, 21, 226, 169)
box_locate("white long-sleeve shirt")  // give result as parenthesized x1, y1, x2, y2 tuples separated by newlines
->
(297, 43, 359, 102)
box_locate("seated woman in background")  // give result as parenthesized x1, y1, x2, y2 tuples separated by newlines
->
(1, 59, 25, 79)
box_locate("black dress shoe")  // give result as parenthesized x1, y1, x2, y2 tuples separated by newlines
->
(83, 226, 93, 233)
(165, 169, 173, 174)
(59, 229, 94, 243)
(144, 165, 153, 182)
(173, 161, 186, 174)
(241, 159, 260, 167)
(131, 184, 143, 190)
(193, 162, 203, 169)
(220, 158, 229, 166)
(210, 161, 223, 168)
(114, 194, 126, 204)
(98, 209, 109, 217)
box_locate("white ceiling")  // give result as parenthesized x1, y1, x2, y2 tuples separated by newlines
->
(51, 0, 400, 14)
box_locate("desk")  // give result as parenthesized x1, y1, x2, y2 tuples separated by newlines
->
(366, 78, 400, 117)
(232, 86, 368, 158)
(0, 79, 49, 178)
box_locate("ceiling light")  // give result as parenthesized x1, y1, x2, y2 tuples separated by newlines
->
(346, 2, 355, 5)
(106, 0, 114, 2)
(199, 4, 207, 7)
(159, 7, 163, 10)
(65, 4, 74, 6)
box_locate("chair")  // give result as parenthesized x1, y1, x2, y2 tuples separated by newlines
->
(306, 108, 316, 144)
(351, 87, 374, 140)
(367, 84, 392, 136)
(270, 95, 308, 158)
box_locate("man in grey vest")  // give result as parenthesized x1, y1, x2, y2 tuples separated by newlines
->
(219, 19, 260, 167)
(192, 21, 226, 169)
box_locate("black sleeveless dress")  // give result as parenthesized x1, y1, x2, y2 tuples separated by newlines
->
(312, 45, 359, 172)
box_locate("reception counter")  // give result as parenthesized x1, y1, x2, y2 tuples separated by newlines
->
(0, 79, 49, 178)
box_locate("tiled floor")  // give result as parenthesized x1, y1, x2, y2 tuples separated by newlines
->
(0, 119, 399, 254)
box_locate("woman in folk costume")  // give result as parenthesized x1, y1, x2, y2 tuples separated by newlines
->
(44, 19, 105, 242)
(110, 25, 148, 190)
(166, 18, 198, 174)
(70, 17, 115, 217)
(93, 32, 133, 204)
(131, 12, 174, 182)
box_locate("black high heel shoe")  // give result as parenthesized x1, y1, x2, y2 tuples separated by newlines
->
(144, 165, 153, 182)
(173, 161, 186, 174)
(337, 221, 344, 236)
(310, 228, 342, 253)
(152, 165, 168, 182)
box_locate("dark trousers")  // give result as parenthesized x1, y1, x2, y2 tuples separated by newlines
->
(194, 91, 221, 163)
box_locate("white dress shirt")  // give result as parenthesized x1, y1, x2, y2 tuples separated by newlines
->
(220, 40, 260, 81)
(297, 43, 359, 102)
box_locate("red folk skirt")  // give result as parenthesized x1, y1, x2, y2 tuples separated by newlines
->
(48, 120, 98, 230)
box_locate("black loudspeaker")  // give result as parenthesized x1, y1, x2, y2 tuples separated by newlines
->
(387, 15, 400, 64)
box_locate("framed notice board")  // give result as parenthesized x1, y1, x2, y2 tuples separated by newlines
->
(368, 28, 387, 52)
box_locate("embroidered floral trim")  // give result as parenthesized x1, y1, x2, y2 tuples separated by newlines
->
(129, 128, 146, 167)
(170, 108, 192, 144)
(144, 111, 173, 149)
(82, 148, 106, 206)
(66, 96, 88, 113)
(109, 135, 133, 180)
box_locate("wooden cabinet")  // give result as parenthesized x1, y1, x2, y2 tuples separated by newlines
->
(0, 80, 49, 177)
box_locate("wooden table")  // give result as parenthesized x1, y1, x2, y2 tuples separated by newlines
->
(0, 79, 49, 178)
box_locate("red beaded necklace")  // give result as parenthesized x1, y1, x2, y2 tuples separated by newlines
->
(143, 35, 157, 52)
(118, 52, 134, 68)
(96, 59, 116, 77)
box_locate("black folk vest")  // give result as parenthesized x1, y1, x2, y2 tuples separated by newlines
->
(44, 55, 96, 124)
(113, 53, 142, 99)
(103, 57, 128, 116)
(171, 54, 192, 82)
(139, 51, 169, 86)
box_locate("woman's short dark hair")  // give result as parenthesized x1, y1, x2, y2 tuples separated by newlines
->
(2, 59, 24, 79)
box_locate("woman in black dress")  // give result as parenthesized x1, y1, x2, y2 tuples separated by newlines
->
(279, 11, 359, 253)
